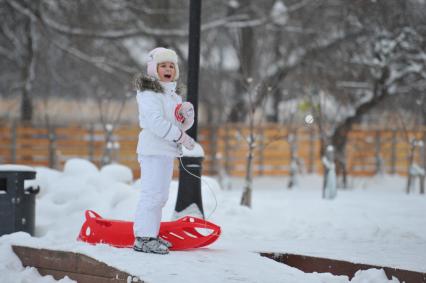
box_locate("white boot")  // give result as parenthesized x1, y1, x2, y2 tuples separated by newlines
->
(158, 236, 172, 248)
(133, 237, 169, 254)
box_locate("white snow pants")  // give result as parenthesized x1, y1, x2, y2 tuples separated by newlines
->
(134, 155, 174, 238)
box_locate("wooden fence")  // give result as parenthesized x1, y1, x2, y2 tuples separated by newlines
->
(0, 123, 425, 179)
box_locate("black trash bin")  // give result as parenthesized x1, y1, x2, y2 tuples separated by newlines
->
(0, 165, 39, 237)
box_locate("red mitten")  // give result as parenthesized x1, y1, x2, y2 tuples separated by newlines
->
(174, 104, 185, 123)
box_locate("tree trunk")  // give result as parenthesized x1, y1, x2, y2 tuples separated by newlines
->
(241, 123, 255, 207)
(267, 30, 285, 122)
(21, 89, 33, 122)
(331, 131, 348, 188)
(322, 166, 328, 199)
(375, 130, 384, 175)
(20, 19, 37, 123)
(406, 142, 416, 194)
(228, 22, 255, 122)
(330, 67, 390, 188)
(287, 132, 299, 189)
(206, 102, 219, 175)
(241, 142, 254, 207)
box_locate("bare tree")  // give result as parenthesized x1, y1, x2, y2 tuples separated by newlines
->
(239, 79, 270, 207)
(392, 94, 426, 194)
(0, 0, 43, 122)
(93, 83, 133, 166)
(237, 78, 292, 207)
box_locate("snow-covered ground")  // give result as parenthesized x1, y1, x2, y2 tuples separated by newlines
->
(0, 158, 425, 283)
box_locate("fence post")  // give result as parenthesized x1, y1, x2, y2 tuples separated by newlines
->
(391, 129, 397, 174)
(258, 126, 264, 176)
(88, 124, 95, 163)
(48, 126, 57, 169)
(288, 128, 299, 189)
(209, 125, 218, 175)
(375, 130, 384, 175)
(224, 124, 230, 173)
(421, 129, 426, 194)
(10, 120, 17, 164)
(308, 127, 315, 174)
(421, 128, 426, 179)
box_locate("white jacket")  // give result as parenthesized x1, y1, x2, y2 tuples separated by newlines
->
(136, 81, 183, 157)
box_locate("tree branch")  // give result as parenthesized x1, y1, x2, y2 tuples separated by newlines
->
(6, 0, 137, 76)
(0, 45, 16, 61)
(50, 38, 137, 75)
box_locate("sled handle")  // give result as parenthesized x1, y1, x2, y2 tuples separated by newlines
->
(85, 210, 102, 220)
(180, 216, 221, 231)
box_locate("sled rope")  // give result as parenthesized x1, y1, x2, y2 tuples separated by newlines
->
(178, 157, 218, 220)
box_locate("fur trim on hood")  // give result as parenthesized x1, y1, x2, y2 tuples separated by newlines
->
(132, 73, 185, 97)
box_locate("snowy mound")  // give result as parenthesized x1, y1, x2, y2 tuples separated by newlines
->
(100, 164, 133, 184)
(63, 158, 99, 177)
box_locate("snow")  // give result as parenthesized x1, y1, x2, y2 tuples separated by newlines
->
(0, 164, 36, 172)
(0, 243, 74, 283)
(100, 163, 133, 184)
(270, 0, 288, 25)
(123, 38, 154, 66)
(0, 158, 425, 283)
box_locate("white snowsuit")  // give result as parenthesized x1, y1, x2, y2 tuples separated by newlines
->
(133, 79, 183, 238)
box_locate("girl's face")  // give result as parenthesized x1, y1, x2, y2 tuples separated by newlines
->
(157, 62, 176, 82)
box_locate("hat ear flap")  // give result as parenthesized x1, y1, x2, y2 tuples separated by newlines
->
(174, 63, 179, 81)
(147, 60, 159, 79)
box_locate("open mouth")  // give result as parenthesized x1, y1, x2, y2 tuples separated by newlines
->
(164, 74, 172, 79)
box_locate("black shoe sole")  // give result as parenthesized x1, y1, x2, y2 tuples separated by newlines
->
(133, 246, 169, 254)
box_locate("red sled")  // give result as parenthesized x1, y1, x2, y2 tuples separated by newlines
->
(77, 210, 221, 251)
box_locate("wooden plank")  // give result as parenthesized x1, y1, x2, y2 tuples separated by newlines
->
(36, 268, 131, 283)
(16, 139, 50, 147)
(114, 128, 139, 136)
(16, 128, 48, 135)
(263, 152, 291, 159)
(56, 148, 90, 155)
(260, 252, 425, 283)
(349, 170, 377, 176)
(265, 144, 289, 151)
(56, 140, 90, 146)
(13, 160, 49, 167)
(12, 245, 144, 283)
(227, 171, 246, 177)
(262, 159, 289, 166)
(260, 169, 290, 175)
(15, 148, 50, 156)
(115, 140, 137, 146)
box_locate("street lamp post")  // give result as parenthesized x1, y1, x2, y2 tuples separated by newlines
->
(174, 0, 204, 218)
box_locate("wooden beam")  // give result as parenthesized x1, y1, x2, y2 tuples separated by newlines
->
(12, 245, 143, 283)
(12, 245, 426, 282)
(260, 252, 426, 283)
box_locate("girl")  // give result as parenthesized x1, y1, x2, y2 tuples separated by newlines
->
(133, 47, 195, 254)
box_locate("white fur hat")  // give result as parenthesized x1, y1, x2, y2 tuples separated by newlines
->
(146, 47, 179, 81)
